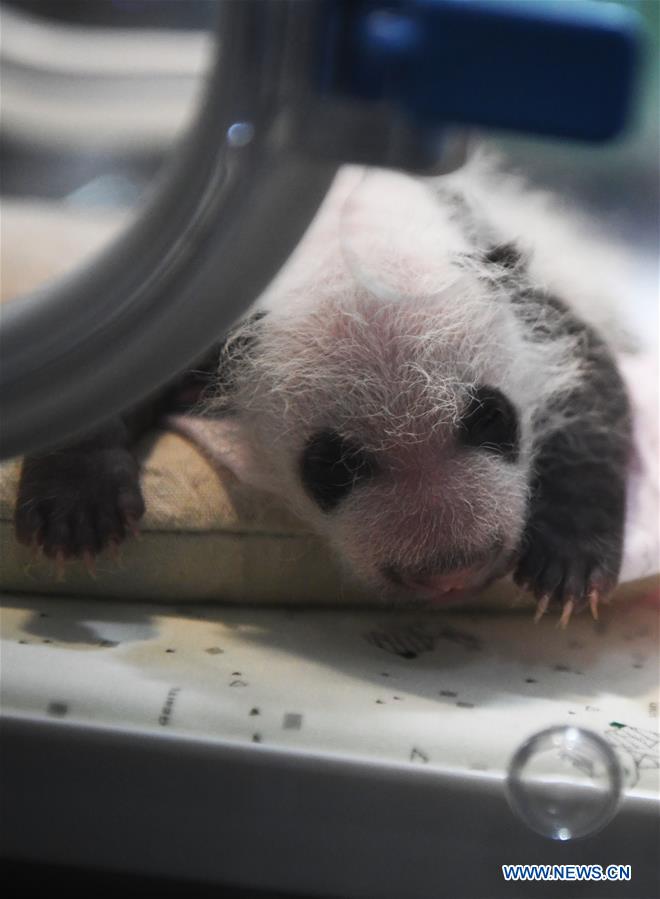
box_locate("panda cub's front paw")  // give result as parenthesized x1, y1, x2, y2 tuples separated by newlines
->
(15, 446, 145, 576)
(513, 523, 622, 627)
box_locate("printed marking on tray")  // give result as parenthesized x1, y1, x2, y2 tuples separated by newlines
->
(159, 686, 181, 726)
(410, 747, 429, 764)
(364, 624, 435, 659)
(605, 723, 660, 786)
(283, 713, 303, 730)
(437, 626, 482, 652)
(553, 663, 583, 675)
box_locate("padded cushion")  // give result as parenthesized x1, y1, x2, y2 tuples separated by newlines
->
(0, 431, 366, 604)
(1, 429, 657, 607)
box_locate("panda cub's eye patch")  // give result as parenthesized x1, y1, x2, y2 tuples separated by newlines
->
(300, 430, 378, 512)
(459, 386, 520, 462)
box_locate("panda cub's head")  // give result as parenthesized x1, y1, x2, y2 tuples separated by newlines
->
(216, 280, 537, 603)
(210, 167, 546, 603)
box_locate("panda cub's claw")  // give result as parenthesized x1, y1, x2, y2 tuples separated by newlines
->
(533, 594, 551, 623)
(14, 445, 145, 574)
(557, 598, 575, 629)
(516, 541, 618, 627)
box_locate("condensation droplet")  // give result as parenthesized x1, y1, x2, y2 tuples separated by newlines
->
(227, 122, 255, 148)
(506, 726, 623, 840)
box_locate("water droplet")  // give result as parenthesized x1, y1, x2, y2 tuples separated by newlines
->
(227, 122, 254, 148)
(506, 726, 623, 840)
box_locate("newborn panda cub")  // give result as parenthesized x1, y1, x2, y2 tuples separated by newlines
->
(15, 160, 632, 625)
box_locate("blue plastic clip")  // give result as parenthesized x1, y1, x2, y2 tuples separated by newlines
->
(322, 0, 643, 141)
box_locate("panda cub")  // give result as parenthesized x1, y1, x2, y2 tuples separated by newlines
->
(14, 157, 633, 626)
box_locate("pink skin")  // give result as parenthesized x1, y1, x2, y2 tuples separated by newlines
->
(398, 557, 514, 605)
(379, 541, 518, 606)
(333, 480, 523, 606)
(326, 429, 527, 604)
(398, 564, 493, 602)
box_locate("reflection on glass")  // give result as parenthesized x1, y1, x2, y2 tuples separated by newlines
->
(0, 0, 214, 302)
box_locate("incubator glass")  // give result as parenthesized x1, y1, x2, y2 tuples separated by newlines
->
(1, 2, 658, 897)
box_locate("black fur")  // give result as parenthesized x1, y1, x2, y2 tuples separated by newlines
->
(15, 426, 144, 558)
(479, 242, 632, 607)
(14, 345, 224, 558)
(510, 287, 631, 608)
(484, 242, 525, 270)
(15, 311, 271, 559)
(459, 385, 520, 462)
(300, 430, 378, 512)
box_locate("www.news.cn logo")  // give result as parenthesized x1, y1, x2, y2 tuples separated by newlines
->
(501, 864, 632, 882)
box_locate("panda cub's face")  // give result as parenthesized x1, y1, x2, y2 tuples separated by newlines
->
(225, 284, 533, 604)
(213, 163, 543, 603)
(298, 383, 524, 602)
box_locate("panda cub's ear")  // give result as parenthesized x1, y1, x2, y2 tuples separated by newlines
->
(483, 242, 526, 271)
(216, 310, 268, 396)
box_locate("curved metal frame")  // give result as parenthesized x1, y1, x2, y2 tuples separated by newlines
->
(0, 1, 338, 458)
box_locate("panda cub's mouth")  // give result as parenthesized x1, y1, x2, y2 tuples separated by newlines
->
(299, 427, 520, 604)
(381, 538, 515, 604)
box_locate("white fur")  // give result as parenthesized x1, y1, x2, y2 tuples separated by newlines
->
(435, 150, 637, 352)
(207, 154, 633, 592)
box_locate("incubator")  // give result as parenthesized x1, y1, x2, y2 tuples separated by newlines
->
(1, 2, 657, 896)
